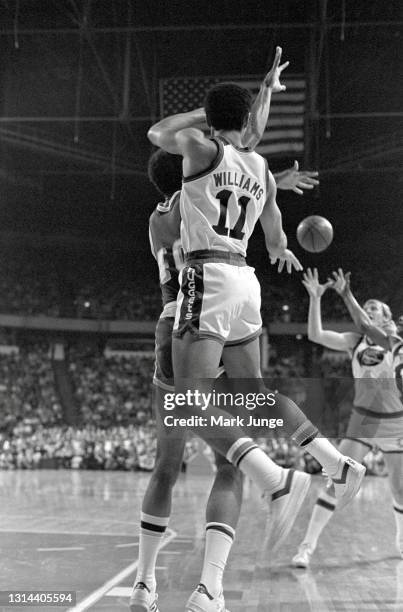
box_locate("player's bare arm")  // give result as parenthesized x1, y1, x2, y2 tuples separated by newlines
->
(147, 108, 217, 176)
(330, 268, 396, 351)
(302, 267, 360, 351)
(259, 171, 303, 273)
(274, 160, 319, 195)
(243, 46, 289, 150)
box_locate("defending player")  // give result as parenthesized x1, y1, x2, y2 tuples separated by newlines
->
(147, 59, 365, 609)
(292, 268, 403, 568)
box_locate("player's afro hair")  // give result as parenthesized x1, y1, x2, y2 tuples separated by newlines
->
(204, 83, 252, 132)
(147, 149, 183, 197)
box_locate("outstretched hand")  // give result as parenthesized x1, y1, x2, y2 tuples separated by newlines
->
(275, 160, 319, 195)
(270, 249, 303, 274)
(302, 267, 333, 298)
(263, 46, 290, 93)
(328, 268, 351, 297)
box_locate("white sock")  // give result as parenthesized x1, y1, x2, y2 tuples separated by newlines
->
(302, 438, 343, 477)
(393, 500, 403, 550)
(227, 438, 283, 493)
(135, 512, 169, 593)
(200, 523, 235, 598)
(303, 490, 337, 550)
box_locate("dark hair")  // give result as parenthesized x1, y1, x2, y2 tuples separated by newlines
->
(147, 149, 183, 197)
(204, 83, 252, 131)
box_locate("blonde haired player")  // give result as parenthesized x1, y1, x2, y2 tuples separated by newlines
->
(293, 268, 403, 568)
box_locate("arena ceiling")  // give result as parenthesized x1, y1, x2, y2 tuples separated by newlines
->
(0, 0, 400, 231)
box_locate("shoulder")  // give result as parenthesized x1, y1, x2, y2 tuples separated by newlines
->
(177, 128, 217, 154)
(182, 138, 223, 181)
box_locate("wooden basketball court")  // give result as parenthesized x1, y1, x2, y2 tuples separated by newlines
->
(0, 468, 401, 611)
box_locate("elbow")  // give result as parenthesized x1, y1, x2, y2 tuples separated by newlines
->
(307, 330, 320, 344)
(147, 126, 160, 146)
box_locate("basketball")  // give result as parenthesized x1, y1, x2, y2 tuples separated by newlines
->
(296, 215, 334, 253)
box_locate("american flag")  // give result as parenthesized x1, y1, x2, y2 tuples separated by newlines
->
(159, 75, 305, 158)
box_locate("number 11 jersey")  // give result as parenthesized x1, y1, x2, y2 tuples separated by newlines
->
(180, 137, 269, 256)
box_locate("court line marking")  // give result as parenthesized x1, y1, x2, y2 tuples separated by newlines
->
(115, 542, 137, 548)
(0, 528, 139, 537)
(37, 547, 85, 552)
(105, 587, 132, 598)
(66, 528, 177, 612)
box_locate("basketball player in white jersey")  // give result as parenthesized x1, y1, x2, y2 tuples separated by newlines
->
(130, 148, 323, 612)
(292, 268, 403, 568)
(131, 51, 322, 612)
(147, 68, 365, 610)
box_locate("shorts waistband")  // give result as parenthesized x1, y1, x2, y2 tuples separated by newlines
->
(184, 249, 246, 266)
(353, 406, 403, 419)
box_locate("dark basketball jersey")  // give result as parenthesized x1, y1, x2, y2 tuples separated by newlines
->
(149, 190, 184, 307)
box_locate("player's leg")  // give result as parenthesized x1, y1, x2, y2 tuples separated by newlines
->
(186, 452, 243, 612)
(131, 317, 186, 612)
(173, 330, 314, 552)
(173, 332, 288, 497)
(223, 338, 366, 510)
(131, 386, 186, 612)
(383, 451, 403, 558)
(292, 438, 369, 568)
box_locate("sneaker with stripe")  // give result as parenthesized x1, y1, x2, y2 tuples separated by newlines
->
(185, 583, 229, 612)
(328, 456, 366, 511)
(265, 469, 311, 553)
(129, 582, 160, 612)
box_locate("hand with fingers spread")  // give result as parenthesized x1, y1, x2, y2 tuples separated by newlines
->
(302, 267, 333, 298)
(328, 268, 351, 297)
(263, 46, 290, 92)
(274, 160, 319, 195)
(270, 249, 303, 274)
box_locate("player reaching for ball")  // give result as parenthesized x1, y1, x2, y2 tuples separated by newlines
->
(292, 268, 403, 568)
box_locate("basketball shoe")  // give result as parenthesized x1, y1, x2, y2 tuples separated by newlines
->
(265, 469, 311, 552)
(326, 456, 366, 510)
(291, 542, 314, 568)
(129, 582, 160, 612)
(185, 583, 228, 612)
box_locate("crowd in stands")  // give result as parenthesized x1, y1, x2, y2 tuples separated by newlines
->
(69, 350, 153, 428)
(0, 345, 63, 435)
(0, 341, 392, 475)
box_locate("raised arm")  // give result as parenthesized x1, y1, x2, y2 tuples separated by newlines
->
(330, 269, 395, 351)
(242, 46, 289, 150)
(147, 107, 217, 177)
(259, 171, 302, 273)
(302, 268, 360, 351)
